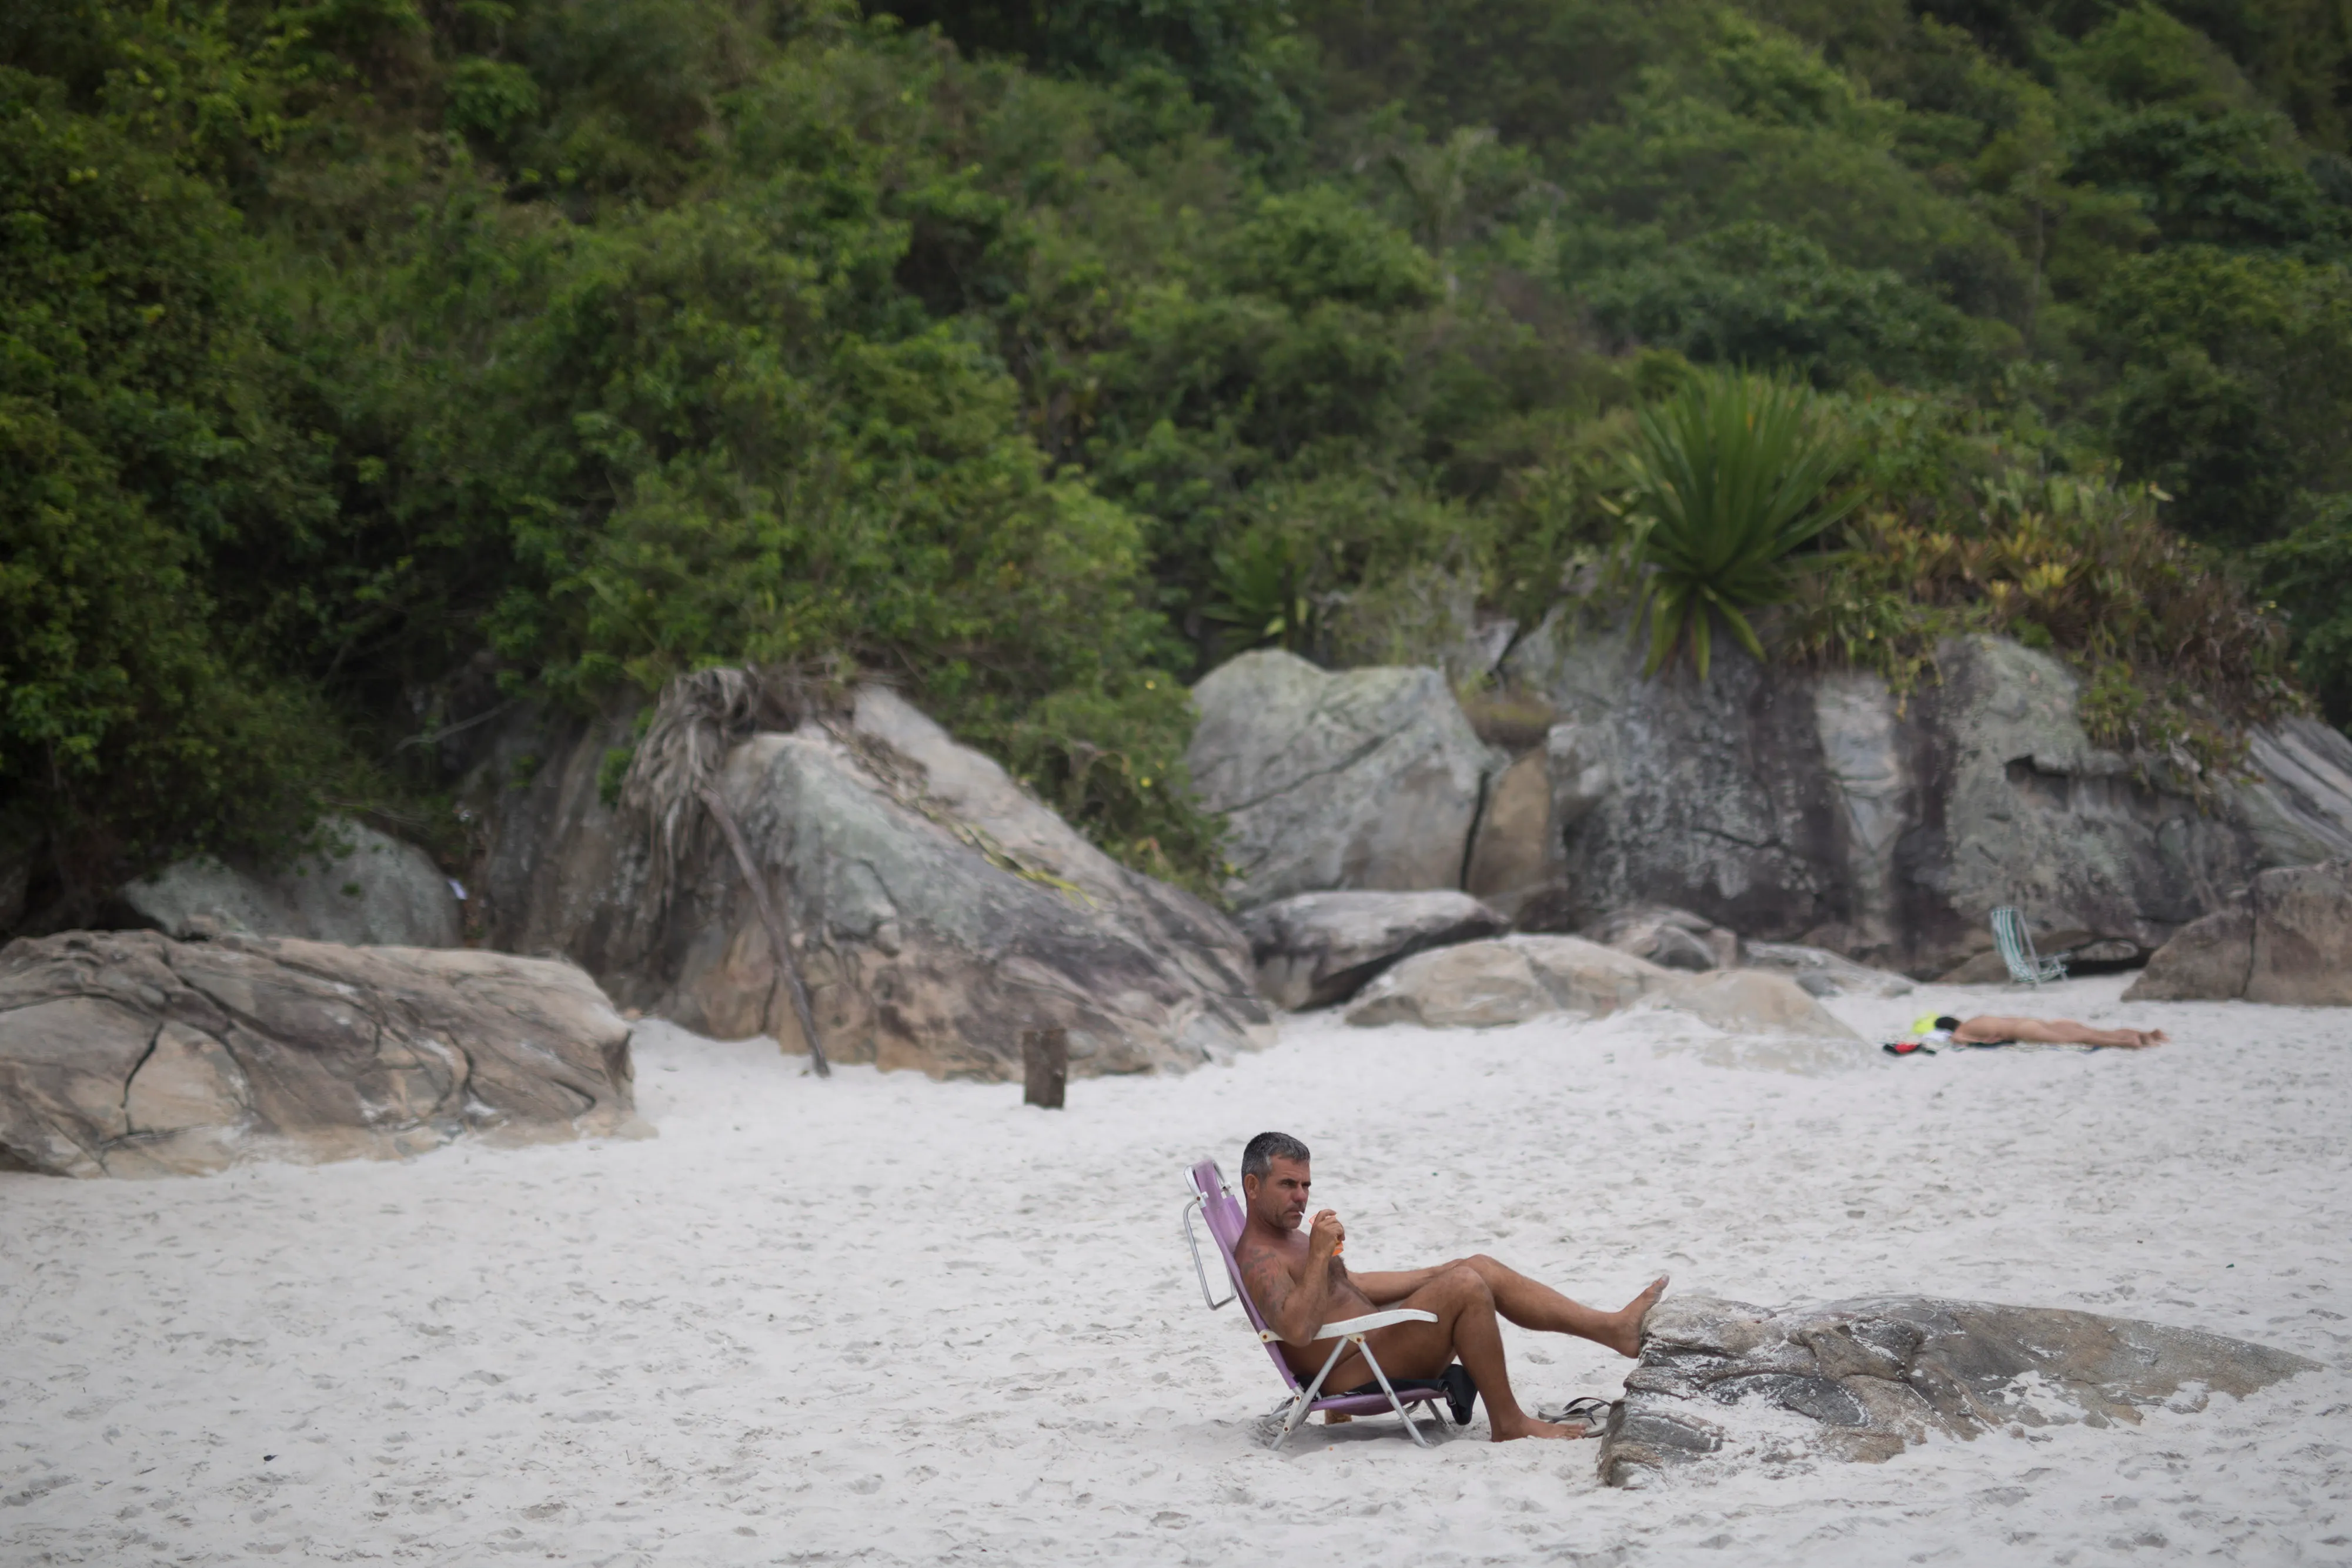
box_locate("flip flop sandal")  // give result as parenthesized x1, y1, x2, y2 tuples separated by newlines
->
(1538, 1395, 1613, 1433)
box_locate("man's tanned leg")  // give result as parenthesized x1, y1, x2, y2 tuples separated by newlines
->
(1353, 1266, 1584, 1441)
(1449, 1256, 1666, 1357)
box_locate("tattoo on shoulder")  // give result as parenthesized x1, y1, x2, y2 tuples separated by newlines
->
(1239, 1249, 1290, 1308)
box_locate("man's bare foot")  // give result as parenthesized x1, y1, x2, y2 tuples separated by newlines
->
(1597, 1275, 1670, 1358)
(1489, 1414, 1588, 1442)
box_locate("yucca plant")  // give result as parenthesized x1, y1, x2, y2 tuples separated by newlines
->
(1621, 369, 1860, 677)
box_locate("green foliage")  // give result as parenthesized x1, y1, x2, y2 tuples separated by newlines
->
(7, 0, 2352, 927)
(0, 71, 355, 902)
(2257, 494, 2352, 727)
(873, 0, 1304, 153)
(964, 673, 1228, 895)
(1582, 221, 1994, 389)
(1621, 369, 1861, 677)
(2092, 244, 2352, 545)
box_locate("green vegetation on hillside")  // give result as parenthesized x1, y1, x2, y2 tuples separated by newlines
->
(4, 0, 2348, 925)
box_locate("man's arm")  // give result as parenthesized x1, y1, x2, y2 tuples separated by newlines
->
(1240, 1211, 1348, 1345)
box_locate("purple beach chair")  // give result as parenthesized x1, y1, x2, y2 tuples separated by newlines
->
(1181, 1158, 1454, 1448)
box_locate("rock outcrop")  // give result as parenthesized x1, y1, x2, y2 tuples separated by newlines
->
(1585, 904, 1740, 971)
(1599, 1294, 2315, 1487)
(122, 818, 462, 948)
(1339, 937, 1857, 1044)
(1344, 935, 1673, 1029)
(1740, 941, 1915, 998)
(1241, 891, 1505, 1010)
(1186, 650, 1499, 909)
(1500, 618, 2352, 975)
(2126, 860, 2352, 1004)
(466, 687, 1273, 1079)
(1661, 969, 1858, 1039)
(0, 931, 639, 1177)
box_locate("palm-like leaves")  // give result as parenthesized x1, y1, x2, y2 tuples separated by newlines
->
(1624, 370, 1860, 677)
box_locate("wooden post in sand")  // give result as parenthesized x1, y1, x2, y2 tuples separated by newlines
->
(1022, 1027, 1067, 1109)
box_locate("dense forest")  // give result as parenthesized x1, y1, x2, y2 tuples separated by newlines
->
(6, 0, 2352, 927)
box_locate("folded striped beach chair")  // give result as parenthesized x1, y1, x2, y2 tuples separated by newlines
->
(1180, 1158, 1456, 1448)
(1992, 905, 2067, 986)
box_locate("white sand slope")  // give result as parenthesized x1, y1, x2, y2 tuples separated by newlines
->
(2, 974, 2348, 1564)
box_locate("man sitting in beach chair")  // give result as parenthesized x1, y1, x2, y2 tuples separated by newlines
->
(1232, 1131, 1666, 1442)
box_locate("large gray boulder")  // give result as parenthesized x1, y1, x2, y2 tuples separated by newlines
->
(1600, 1295, 2314, 1487)
(466, 687, 1273, 1079)
(122, 818, 462, 948)
(2126, 859, 2352, 1004)
(1186, 650, 1499, 909)
(1241, 891, 1505, 1010)
(0, 930, 639, 1177)
(1502, 618, 2352, 975)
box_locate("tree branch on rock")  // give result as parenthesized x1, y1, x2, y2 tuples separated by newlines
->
(621, 667, 830, 1076)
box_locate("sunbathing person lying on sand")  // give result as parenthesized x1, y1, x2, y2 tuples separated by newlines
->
(1933, 1013, 2170, 1049)
(1232, 1131, 1666, 1442)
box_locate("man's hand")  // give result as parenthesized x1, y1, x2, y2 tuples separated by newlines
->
(1307, 1209, 1345, 1259)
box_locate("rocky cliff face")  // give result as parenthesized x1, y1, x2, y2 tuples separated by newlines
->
(1500, 618, 2352, 975)
(463, 688, 1272, 1079)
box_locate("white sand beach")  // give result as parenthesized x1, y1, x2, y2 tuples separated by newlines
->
(4, 974, 2349, 1565)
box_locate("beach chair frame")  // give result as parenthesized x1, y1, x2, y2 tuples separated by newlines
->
(1181, 1159, 1453, 1448)
(1990, 905, 2067, 986)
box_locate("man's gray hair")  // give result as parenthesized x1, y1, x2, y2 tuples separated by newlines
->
(1242, 1131, 1310, 1179)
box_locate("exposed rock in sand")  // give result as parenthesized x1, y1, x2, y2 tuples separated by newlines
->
(1341, 936, 1861, 1044)
(122, 818, 461, 947)
(1600, 1294, 2316, 1487)
(1661, 971, 1859, 1040)
(0, 931, 638, 1177)
(467, 687, 1272, 1079)
(1241, 891, 1505, 1010)
(2128, 860, 2352, 1004)
(1185, 650, 1500, 909)
(1344, 935, 1672, 1029)
(1740, 942, 1915, 998)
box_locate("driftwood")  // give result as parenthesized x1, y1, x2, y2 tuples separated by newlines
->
(1021, 1027, 1067, 1108)
(622, 668, 831, 1076)
(700, 783, 827, 1075)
